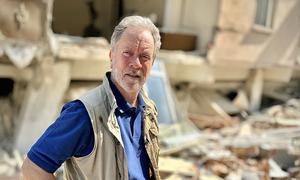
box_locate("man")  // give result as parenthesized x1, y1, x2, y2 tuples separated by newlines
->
(22, 15, 161, 180)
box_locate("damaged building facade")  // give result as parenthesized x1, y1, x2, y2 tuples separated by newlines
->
(0, 0, 300, 179)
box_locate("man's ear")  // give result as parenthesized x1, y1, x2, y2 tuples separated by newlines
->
(109, 49, 113, 68)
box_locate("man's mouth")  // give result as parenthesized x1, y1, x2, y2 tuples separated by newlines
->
(125, 74, 141, 79)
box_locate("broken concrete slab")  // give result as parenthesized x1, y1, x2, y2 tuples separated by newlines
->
(14, 61, 70, 153)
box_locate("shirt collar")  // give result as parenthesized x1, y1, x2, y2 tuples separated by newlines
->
(107, 72, 145, 114)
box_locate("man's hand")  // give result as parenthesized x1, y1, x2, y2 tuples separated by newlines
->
(21, 157, 56, 180)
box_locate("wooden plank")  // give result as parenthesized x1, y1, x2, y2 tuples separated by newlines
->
(14, 62, 70, 153)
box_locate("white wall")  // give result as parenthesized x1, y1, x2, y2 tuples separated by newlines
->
(163, 0, 183, 30)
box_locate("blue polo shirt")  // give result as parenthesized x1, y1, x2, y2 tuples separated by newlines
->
(27, 74, 150, 179)
(27, 100, 93, 173)
(108, 76, 150, 179)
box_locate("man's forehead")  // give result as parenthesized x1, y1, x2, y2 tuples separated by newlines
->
(116, 29, 153, 48)
(121, 26, 152, 40)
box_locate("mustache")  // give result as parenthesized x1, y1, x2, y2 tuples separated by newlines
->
(125, 70, 142, 77)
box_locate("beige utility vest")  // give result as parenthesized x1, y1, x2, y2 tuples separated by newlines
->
(63, 75, 160, 180)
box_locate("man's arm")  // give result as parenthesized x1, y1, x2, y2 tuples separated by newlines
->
(21, 100, 93, 180)
(21, 157, 55, 180)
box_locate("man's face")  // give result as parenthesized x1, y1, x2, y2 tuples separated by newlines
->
(110, 26, 155, 94)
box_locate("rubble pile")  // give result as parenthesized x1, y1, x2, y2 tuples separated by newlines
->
(158, 94, 300, 179)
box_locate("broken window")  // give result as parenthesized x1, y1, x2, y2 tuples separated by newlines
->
(255, 0, 274, 28)
(145, 60, 177, 124)
(145, 60, 202, 151)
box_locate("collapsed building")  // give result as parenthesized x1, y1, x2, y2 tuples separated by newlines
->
(0, 0, 300, 179)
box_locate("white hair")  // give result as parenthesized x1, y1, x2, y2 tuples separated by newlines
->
(110, 15, 161, 58)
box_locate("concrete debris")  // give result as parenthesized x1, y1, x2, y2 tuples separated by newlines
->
(159, 156, 198, 178)
(288, 166, 300, 179)
(265, 99, 300, 119)
(0, 98, 13, 143)
(55, 34, 110, 61)
(164, 92, 300, 179)
(241, 170, 261, 180)
(3, 44, 37, 68)
(0, 148, 22, 178)
(269, 159, 289, 179)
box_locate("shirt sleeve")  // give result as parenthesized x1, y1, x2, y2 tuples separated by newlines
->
(27, 100, 94, 173)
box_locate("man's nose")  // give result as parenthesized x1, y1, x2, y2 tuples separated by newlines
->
(130, 56, 142, 69)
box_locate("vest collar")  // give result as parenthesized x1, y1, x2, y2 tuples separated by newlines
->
(102, 72, 118, 110)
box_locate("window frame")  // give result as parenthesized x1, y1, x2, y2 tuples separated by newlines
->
(254, 0, 275, 29)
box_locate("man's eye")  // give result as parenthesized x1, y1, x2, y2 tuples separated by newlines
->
(141, 55, 150, 61)
(123, 51, 130, 56)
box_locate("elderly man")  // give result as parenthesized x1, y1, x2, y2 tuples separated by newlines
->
(22, 15, 161, 180)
